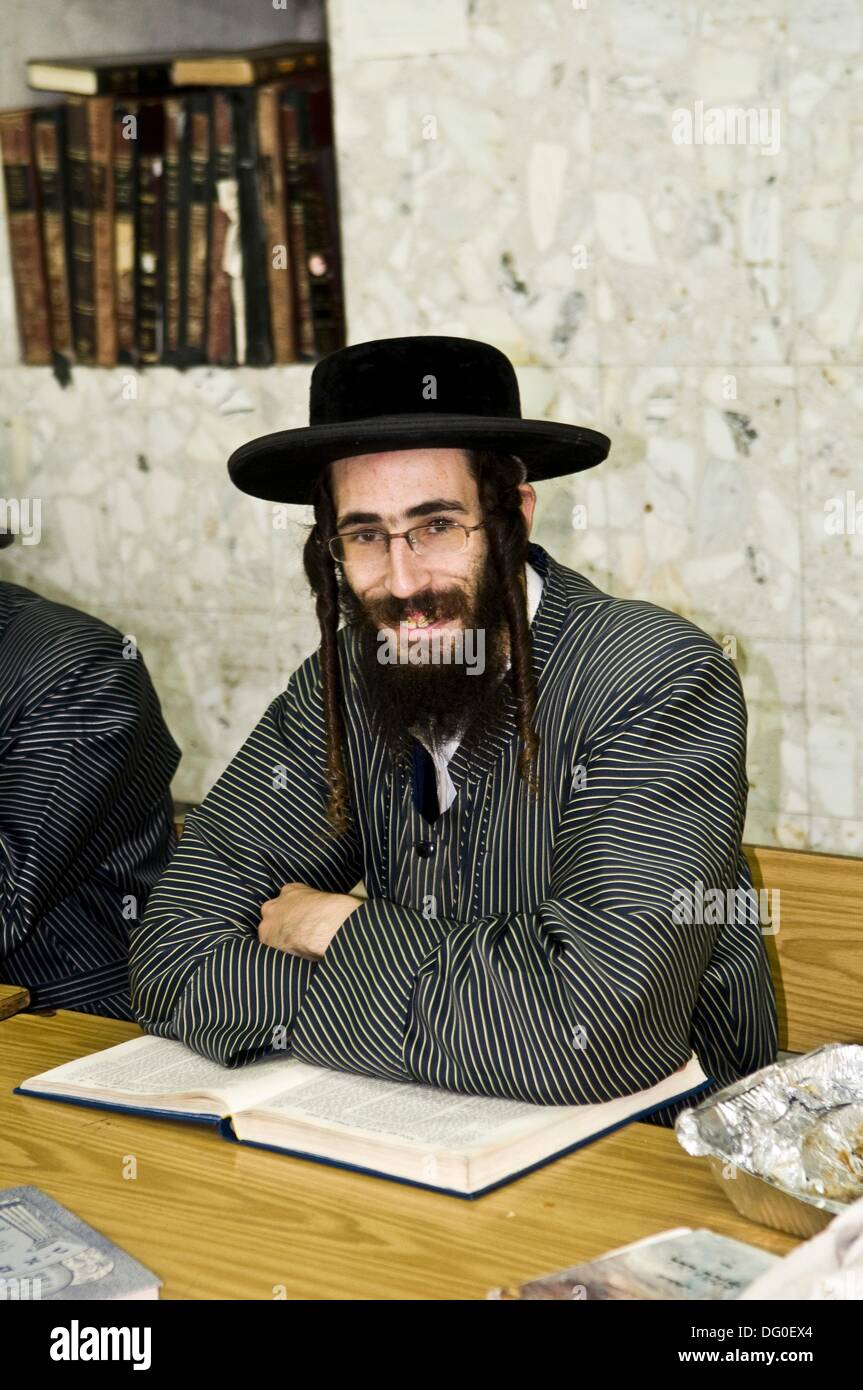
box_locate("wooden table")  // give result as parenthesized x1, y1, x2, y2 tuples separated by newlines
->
(0, 983, 30, 1020)
(0, 1011, 801, 1300)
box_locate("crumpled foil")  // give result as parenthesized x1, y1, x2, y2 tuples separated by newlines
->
(676, 1043, 863, 1218)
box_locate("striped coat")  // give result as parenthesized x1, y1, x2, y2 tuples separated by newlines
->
(0, 583, 181, 1017)
(130, 541, 777, 1125)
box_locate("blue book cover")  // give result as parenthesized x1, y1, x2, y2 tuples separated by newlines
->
(15, 1035, 713, 1199)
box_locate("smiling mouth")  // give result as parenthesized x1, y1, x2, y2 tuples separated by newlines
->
(401, 614, 456, 629)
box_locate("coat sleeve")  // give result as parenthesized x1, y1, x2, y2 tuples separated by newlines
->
(289, 649, 777, 1104)
(129, 668, 365, 1066)
(0, 629, 179, 958)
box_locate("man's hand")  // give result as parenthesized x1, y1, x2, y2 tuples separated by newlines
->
(257, 882, 360, 960)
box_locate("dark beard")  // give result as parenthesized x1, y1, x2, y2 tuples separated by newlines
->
(339, 550, 516, 765)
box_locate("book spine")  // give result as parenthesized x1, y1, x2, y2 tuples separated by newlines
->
(299, 88, 344, 358)
(0, 111, 52, 365)
(163, 96, 183, 361)
(136, 101, 165, 364)
(180, 93, 211, 365)
(64, 97, 97, 363)
(231, 88, 272, 366)
(32, 108, 74, 359)
(316, 142, 346, 355)
(257, 83, 295, 363)
(113, 100, 138, 364)
(279, 92, 315, 360)
(87, 96, 116, 365)
(28, 60, 175, 97)
(240, 49, 328, 85)
(206, 91, 236, 366)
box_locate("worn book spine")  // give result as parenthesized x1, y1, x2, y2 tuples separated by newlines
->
(86, 96, 116, 365)
(256, 83, 295, 363)
(113, 100, 138, 364)
(32, 107, 74, 360)
(180, 93, 210, 364)
(206, 91, 236, 366)
(28, 58, 175, 96)
(163, 96, 183, 362)
(279, 91, 314, 360)
(136, 101, 165, 364)
(64, 97, 97, 363)
(172, 45, 328, 88)
(316, 142, 346, 356)
(300, 88, 344, 358)
(0, 110, 52, 364)
(231, 87, 272, 366)
(240, 49, 327, 85)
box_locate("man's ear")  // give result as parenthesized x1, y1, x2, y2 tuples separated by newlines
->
(518, 482, 537, 538)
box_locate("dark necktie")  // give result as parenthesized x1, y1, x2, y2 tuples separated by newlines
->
(412, 738, 440, 823)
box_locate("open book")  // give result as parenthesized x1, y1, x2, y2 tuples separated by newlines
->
(17, 1036, 711, 1198)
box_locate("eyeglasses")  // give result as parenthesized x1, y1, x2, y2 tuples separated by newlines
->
(328, 519, 488, 570)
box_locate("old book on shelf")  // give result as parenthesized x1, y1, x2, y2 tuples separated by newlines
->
(280, 83, 344, 361)
(87, 96, 116, 365)
(28, 44, 328, 96)
(207, 91, 238, 366)
(113, 99, 139, 364)
(32, 107, 74, 363)
(301, 88, 346, 358)
(0, 109, 52, 364)
(280, 87, 314, 360)
(230, 87, 273, 366)
(135, 101, 165, 364)
(17, 1034, 712, 1199)
(162, 96, 184, 363)
(65, 97, 96, 363)
(179, 92, 211, 366)
(29, 52, 177, 97)
(257, 82, 295, 363)
(6, 49, 344, 370)
(172, 42, 328, 88)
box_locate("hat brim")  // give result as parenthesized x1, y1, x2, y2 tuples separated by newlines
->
(227, 414, 610, 505)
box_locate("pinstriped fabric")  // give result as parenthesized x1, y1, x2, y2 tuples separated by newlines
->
(130, 542, 777, 1124)
(0, 582, 181, 1018)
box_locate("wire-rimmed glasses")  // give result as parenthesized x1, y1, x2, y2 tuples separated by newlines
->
(327, 518, 488, 570)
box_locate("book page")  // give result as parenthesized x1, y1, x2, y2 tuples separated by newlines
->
(23, 1035, 302, 1112)
(256, 1070, 553, 1151)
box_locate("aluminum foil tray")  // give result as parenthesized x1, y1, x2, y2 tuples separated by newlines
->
(675, 1043, 863, 1238)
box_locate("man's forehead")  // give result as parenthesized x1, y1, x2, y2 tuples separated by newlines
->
(330, 446, 471, 478)
(329, 448, 476, 523)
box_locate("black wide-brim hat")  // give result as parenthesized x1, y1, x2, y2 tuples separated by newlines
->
(227, 335, 611, 505)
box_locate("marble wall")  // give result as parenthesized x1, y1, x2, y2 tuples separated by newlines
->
(1, 0, 861, 853)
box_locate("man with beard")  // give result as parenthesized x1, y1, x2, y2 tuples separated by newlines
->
(130, 336, 776, 1125)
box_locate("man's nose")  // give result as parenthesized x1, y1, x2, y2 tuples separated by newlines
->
(383, 536, 433, 599)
